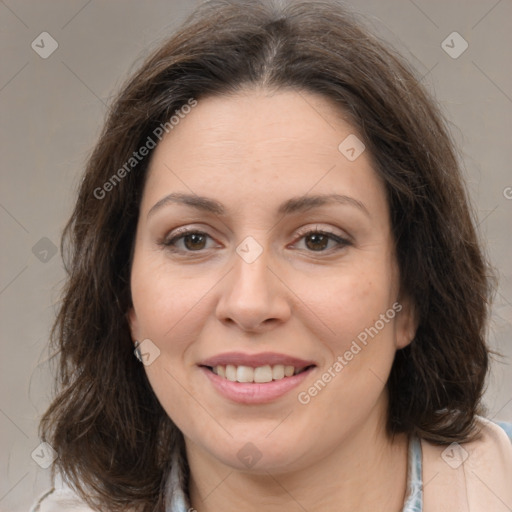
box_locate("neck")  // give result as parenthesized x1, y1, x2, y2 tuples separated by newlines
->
(186, 416, 409, 512)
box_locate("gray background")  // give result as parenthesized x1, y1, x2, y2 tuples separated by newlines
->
(1, 1, 511, 510)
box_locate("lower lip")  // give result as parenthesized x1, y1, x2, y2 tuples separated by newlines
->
(200, 366, 315, 404)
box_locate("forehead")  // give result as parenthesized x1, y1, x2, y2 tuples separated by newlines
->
(141, 88, 386, 217)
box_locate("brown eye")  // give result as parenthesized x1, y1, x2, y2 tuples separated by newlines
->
(294, 230, 351, 252)
(305, 233, 330, 251)
(183, 233, 207, 250)
(162, 230, 215, 252)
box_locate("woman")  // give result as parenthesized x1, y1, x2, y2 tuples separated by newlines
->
(32, 0, 512, 511)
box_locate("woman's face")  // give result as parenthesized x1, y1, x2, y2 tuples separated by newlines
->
(129, 88, 416, 473)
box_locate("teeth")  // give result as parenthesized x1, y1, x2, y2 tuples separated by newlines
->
(225, 364, 237, 382)
(211, 364, 307, 383)
(236, 365, 254, 383)
(272, 364, 285, 380)
(254, 365, 272, 383)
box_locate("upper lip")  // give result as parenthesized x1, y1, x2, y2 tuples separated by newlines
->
(200, 352, 316, 368)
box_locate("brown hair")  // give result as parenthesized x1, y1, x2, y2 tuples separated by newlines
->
(40, 0, 493, 510)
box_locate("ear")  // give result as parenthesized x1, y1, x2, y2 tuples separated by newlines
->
(126, 307, 140, 344)
(394, 295, 418, 350)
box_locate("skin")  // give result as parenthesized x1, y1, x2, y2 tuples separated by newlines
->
(128, 87, 418, 512)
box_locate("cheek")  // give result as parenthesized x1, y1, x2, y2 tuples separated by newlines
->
(291, 259, 400, 412)
(130, 255, 216, 348)
(130, 260, 213, 431)
(294, 262, 398, 353)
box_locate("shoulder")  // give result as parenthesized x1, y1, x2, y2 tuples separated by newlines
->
(421, 417, 512, 512)
(30, 484, 95, 512)
(30, 475, 147, 512)
(30, 474, 124, 512)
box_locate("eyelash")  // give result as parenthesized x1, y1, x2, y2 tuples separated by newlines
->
(160, 227, 352, 254)
(294, 229, 352, 252)
(160, 229, 214, 253)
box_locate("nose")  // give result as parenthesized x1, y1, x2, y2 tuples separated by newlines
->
(215, 244, 292, 333)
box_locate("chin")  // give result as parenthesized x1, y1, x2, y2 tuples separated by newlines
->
(190, 425, 315, 474)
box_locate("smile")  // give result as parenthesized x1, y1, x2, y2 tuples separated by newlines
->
(208, 364, 310, 383)
(199, 352, 317, 404)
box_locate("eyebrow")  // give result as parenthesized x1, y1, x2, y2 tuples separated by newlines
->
(147, 192, 370, 218)
(277, 194, 369, 217)
(148, 193, 225, 217)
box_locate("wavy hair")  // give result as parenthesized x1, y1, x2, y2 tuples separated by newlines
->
(40, 0, 493, 510)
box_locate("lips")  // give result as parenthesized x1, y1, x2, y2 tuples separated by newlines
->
(200, 351, 315, 368)
(199, 352, 316, 401)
